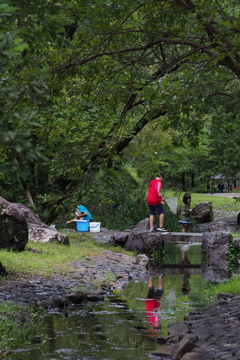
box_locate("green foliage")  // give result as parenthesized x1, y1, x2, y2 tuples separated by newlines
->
(2, 0, 240, 223)
(0, 2, 49, 178)
(105, 270, 115, 284)
(227, 239, 240, 274)
(0, 302, 46, 350)
(195, 277, 240, 305)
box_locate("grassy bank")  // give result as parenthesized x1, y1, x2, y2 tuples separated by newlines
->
(164, 191, 240, 212)
(0, 232, 133, 277)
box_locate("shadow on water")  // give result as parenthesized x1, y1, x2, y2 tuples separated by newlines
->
(9, 243, 228, 360)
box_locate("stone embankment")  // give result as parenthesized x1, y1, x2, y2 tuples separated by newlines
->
(155, 293, 240, 360)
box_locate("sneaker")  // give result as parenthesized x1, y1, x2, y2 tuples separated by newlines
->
(156, 227, 168, 232)
(149, 227, 155, 232)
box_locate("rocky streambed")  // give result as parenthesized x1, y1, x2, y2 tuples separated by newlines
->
(0, 250, 149, 309)
(1, 207, 240, 360)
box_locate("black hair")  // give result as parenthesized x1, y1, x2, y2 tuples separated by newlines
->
(156, 171, 164, 178)
(183, 193, 191, 205)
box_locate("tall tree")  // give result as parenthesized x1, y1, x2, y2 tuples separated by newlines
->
(2, 0, 240, 215)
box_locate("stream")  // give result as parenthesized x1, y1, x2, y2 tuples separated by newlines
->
(9, 242, 217, 360)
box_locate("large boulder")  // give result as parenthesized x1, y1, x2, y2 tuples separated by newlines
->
(125, 231, 164, 254)
(92, 219, 164, 255)
(0, 196, 28, 251)
(0, 197, 69, 249)
(124, 218, 164, 255)
(14, 203, 69, 245)
(192, 202, 213, 223)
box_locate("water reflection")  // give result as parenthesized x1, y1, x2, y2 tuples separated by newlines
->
(179, 245, 191, 295)
(9, 243, 219, 360)
(145, 275, 164, 336)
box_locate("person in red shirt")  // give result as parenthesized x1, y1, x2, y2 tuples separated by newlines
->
(146, 172, 168, 232)
(145, 275, 164, 333)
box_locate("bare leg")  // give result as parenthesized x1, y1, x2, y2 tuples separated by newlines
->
(158, 275, 163, 289)
(159, 213, 164, 227)
(148, 277, 153, 288)
(181, 250, 187, 261)
(150, 215, 155, 229)
(182, 225, 188, 233)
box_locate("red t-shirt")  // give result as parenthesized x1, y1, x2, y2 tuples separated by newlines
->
(145, 298, 161, 328)
(147, 178, 163, 205)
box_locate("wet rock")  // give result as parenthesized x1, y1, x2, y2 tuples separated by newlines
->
(53, 296, 72, 308)
(39, 300, 57, 309)
(87, 290, 105, 301)
(172, 335, 198, 360)
(154, 294, 240, 360)
(167, 322, 189, 336)
(66, 291, 87, 304)
(181, 349, 213, 360)
(153, 343, 179, 357)
(163, 335, 181, 344)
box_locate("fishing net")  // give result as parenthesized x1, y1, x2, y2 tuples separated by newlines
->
(165, 197, 178, 214)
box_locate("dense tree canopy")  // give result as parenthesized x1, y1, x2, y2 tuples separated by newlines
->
(1, 0, 240, 223)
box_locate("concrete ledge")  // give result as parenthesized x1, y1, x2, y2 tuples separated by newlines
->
(159, 232, 203, 243)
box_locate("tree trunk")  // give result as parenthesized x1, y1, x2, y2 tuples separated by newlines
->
(13, 158, 35, 206)
(191, 173, 195, 188)
(182, 173, 186, 191)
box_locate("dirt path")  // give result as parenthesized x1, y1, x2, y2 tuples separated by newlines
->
(205, 193, 240, 197)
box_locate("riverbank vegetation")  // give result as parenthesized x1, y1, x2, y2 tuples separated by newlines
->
(0, 302, 46, 354)
(196, 277, 240, 305)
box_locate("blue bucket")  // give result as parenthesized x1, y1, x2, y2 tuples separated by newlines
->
(75, 220, 90, 232)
